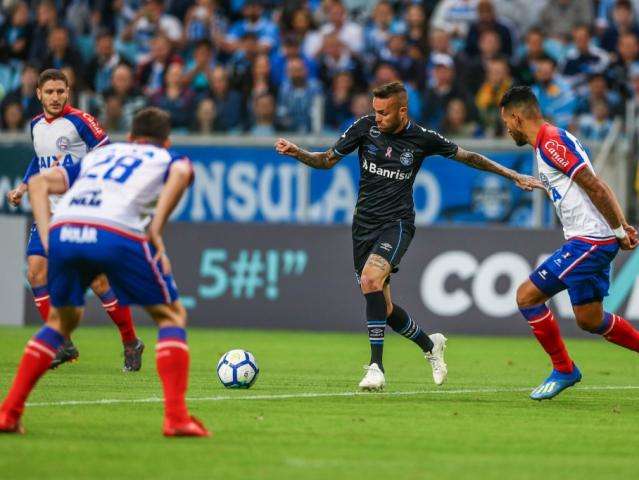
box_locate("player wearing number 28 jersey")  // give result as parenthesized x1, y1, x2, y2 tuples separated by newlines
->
(0, 107, 210, 437)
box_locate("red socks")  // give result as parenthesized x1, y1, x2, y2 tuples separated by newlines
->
(598, 312, 639, 352)
(0, 327, 63, 420)
(31, 285, 50, 322)
(156, 327, 190, 424)
(520, 305, 574, 373)
(98, 290, 137, 343)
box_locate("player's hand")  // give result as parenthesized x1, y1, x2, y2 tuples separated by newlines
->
(514, 174, 544, 191)
(274, 138, 299, 157)
(620, 224, 639, 250)
(7, 187, 24, 207)
(149, 229, 172, 274)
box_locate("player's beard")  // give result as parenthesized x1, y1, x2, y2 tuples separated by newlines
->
(509, 129, 528, 146)
(43, 97, 67, 118)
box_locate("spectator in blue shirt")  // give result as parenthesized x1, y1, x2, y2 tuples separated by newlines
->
(225, 0, 279, 54)
(208, 65, 244, 132)
(531, 55, 577, 130)
(276, 57, 322, 133)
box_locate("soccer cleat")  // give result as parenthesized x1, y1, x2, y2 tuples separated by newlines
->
(0, 412, 24, 434)
(49, 339, 79, 369)
(530, 364, 582, 401)
(425, 333, 448, 385)
(163, 416, 211, 437)
(358, 363, 386, 391)
(123, 338, 145, 372)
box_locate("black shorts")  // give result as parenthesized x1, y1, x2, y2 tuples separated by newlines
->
(353, 220, 415, 278)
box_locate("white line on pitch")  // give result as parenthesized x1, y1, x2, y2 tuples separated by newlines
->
(24, 385, 639, 408)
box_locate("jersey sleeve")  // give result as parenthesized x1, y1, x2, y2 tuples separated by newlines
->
(332, 117, 368, 157)
(538, 128, 587, 179)
(22, 156, 40, 183)
(66, 110, 110, 150)
(420, 128, 459, 158)
(165, 151, 194, 184)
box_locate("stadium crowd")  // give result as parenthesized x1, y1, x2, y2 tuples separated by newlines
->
(0, 0, 638, 140)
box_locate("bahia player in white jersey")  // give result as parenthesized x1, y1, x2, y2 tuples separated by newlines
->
(6, 69, 143, 371)
(0, 107, 210, 437)
(499, 86, 639, 401)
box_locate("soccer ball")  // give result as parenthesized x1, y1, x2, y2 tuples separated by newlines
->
(217, 349, 259, 388)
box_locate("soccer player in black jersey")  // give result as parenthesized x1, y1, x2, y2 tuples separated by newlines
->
(275, 81, 542, 390)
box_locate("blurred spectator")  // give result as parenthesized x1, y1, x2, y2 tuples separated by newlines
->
(150, 62, 195, 131)
(1, 101, 25, 132)
(608, 32, 639, 98)
(340, 92, 372, 131)
(249, 54, 277, 100)
(576, 73, 623, 117)
(271, 34, 318, 86)
(193, 97, 216, 134)
(183, 0, 227, 48)
(404, 4, 428, 56)
(597, 0, 639, 31)
(465, 0, 513, 58)
(465, 29, 502, 94)
(101, 92, 127, 132)
(324, 71, 355, 130)
(224, 0, 278, 54)
(137, 34, 183, 96)
(228, 32, 261, 94)
(60, 66, 78, 106)
(430, 0, 479, 41)
(577, 99, 613, 141)
(0, 64, 40, 121)
(85, 30, 129, 94)
(426, 28, 466, 85)
(314, 1, 364, 56)
(96, 63, 147, 131)
(475, 56, 512, 136)
(364, 1, 405, 58)
(442, 98, 481, 137)
(121, 0, 183, 63)
(378, 34, 422, 85)
(41, 26, 85, 79)
(289, 8, 322, 60)
(422, 53, 473, 129)
(29, 0, 58, 63)
(539, 0, 594, 43)
(208, 66, 243, 132)
(562, 25, 610, 88)
(182, 39, 217, 93)
(0, 1, 32, 62)
(250, 93, 277, 135)
(531, 55, 577, 129)
(490, 0, 543, 35)
(317, 33, 366, 90)
(276, 57, 322, 133)
(599, 0, 639, 52)
(513, 27, 549, 85)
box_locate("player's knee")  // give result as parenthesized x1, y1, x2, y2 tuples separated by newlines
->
(359, 273, 384, 293)
(516, 283, 533, 308)
(575, 312, 600, 333)
(27, 267, 46, 288)
(89, 275, 110, 295)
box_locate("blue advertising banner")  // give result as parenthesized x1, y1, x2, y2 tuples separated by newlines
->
(170, 145, 536, 226)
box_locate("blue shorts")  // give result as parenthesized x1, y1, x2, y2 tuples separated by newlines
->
(48, 223, 179, 307)
(26, 224, 46, 257)
(530, 238, 619, 306)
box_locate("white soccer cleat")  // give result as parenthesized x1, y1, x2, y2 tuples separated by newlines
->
(358, 363, 386, 391)
(425, 333, 448, 385)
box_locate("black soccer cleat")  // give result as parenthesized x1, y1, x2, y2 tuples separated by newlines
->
(123, 338, 145, 372)
(49, 339, 79, 369)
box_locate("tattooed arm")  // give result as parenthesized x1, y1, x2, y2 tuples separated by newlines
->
(274, 138, 343, 169)
(573, 167, 638, 250)
(453, 147, 544, 191)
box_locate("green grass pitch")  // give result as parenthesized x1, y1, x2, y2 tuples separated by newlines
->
(1, 326, 638, 479)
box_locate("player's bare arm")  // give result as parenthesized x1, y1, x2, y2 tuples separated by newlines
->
(453, 147, 544, 191)
(274, 138, 342, 169)
(148, 160, 193, 270)
(573, 167, 638, 250)
(27, 168, 69, 252)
